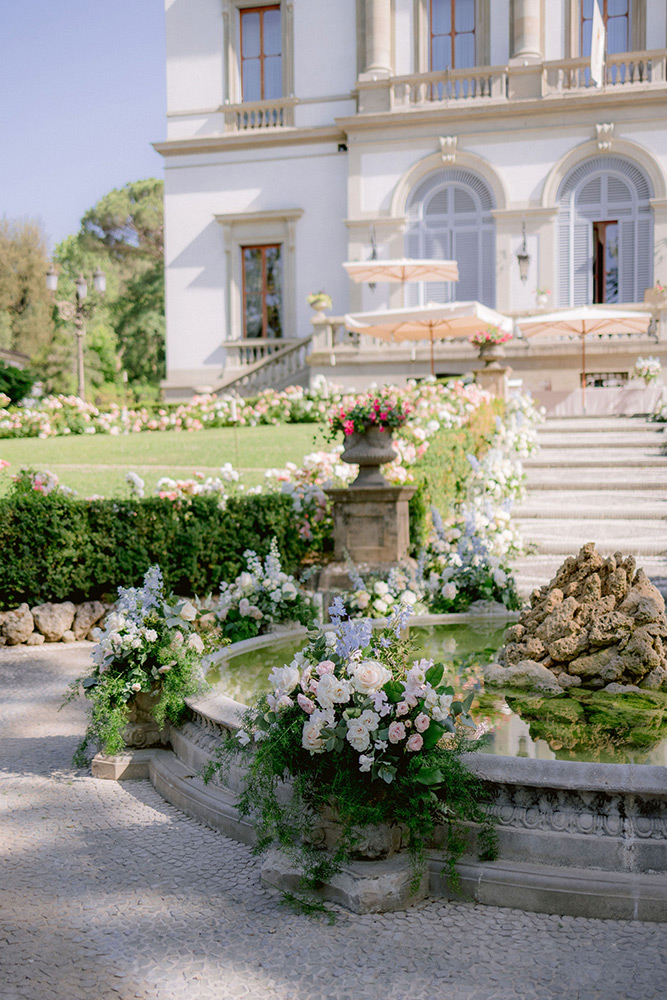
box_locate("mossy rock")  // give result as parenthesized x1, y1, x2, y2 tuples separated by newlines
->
(627, 727, 665, 748)
(506, 694, 585, 724)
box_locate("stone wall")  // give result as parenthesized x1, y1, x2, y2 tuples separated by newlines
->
(0, 601, 108, 646)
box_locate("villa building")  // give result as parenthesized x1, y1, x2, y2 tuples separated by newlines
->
(157, 0, 667, 401)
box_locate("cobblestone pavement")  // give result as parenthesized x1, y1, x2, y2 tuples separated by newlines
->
(1, 644, 665, 1000)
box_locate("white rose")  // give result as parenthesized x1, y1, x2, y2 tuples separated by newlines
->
(238, 572, 254, 592)
(281, 581, 298, 600)
(179, 601, 197, 622)
(441, 582, 457, 601)
(346, 720, 371, 752)
(131, 683, 142, 692)
(354, 590, 370, 610)
(316, 672, 351, 709)
(373, 581, 389, 596)
(358, 709, 380, 732)
(302, 719, 326, 753)
(493, 568, 507, 587)
(188, 633, 204, 653)
(270, 589, 282, 603)
(399, 590, 418, 606)
(350, 659, 392, 695)
(268, 663, 300, 695)
(373, 599, 388, 615)
(144, 629, 158, 642)
(324, 631, 337, 648)
(431, 693, 454, 722)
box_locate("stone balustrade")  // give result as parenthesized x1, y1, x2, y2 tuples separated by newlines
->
(222, 96, 297, 132)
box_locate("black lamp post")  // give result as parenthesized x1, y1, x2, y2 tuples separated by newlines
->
(46, 265, 106, 401)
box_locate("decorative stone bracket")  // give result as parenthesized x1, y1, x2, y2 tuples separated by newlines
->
(439, 135, 457, 164)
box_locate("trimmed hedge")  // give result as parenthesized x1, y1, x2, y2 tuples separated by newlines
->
(0, 494, 306, 610)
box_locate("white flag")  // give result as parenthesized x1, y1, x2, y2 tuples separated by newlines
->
(590, 0, 606, 88)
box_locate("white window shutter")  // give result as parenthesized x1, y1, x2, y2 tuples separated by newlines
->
(572, 220, 592, 306)
(636, 215, 654, 300)
(557, 210, 571, 306)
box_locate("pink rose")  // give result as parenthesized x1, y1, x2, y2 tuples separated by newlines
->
(388, 721, 406, 743)
(316, 660, 335, 676)
(415, 713, 430, 733)
(406, 733, 424, 752)
(396, 701, 410, 716)
(297, 694, 316, 715)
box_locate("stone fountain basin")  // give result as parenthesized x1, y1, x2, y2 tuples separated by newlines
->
(95, 617, 667, 920)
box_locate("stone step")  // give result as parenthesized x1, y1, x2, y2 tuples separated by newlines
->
(516, 520, 667, 557)
(525, 451, 667, 468)
(525, 467, 667, 489)
(541, 417, 659, 432)
(537, 433, 665, 449)
(515, 492, 667, 520)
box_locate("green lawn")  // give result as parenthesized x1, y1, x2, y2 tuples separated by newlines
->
(0, 424, 330, 498)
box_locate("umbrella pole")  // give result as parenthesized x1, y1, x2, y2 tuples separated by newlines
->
(581, 334, 586, 414)
(430, 328, 435, 377)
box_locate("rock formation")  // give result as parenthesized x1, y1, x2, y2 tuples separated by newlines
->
(486, 543, 667, 692)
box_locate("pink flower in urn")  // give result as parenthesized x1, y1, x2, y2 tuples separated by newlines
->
(388, 721, 406, 743)
(406, 733, 424, 752)
(343, 419, 355, 435)
(297, 693, 316, 714)
(414, 713, 430, 733)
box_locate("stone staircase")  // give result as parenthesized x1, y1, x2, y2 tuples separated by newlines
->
(513, 415, 667, 597)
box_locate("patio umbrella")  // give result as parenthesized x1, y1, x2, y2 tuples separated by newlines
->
(344, 301, 512, 376)
(516, 306, 652, 410)
(343, 258, 459, 286)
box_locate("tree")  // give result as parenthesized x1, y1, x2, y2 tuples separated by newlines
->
(80, 178, 164, 265)
(0, 218, 54, 358)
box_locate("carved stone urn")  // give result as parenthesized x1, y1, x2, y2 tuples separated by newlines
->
(123, 690, 170, 749)
(341, 427, 397, 487)
(308, 803, 405, 860)
(478, 341, 506, 367)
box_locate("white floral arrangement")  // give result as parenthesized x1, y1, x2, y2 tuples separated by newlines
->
(632, 356, 662, 385)
(217, 538, 316, 641)
(70, 565, 219, 760)
(345, 557, 428, 618)
(206, 600, 497, 904)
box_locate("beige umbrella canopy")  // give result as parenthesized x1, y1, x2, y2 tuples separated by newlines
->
(344, 301, 512, 375)
(517, 306, 652, 409)
(343, 259, 459, 285)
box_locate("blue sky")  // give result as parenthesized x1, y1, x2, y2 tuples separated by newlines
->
(0, 0, 166, 251)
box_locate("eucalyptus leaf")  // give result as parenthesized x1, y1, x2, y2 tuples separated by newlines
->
(425, 662, 444, 688)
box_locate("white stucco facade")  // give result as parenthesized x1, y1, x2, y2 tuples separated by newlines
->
(158, 0, 667, 398)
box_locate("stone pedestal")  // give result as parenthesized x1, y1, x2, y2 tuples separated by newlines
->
(326, 484, 416, 566)
(474, 364, 511, 402)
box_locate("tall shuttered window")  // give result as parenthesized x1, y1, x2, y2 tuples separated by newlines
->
(242, 245, 282, 338)
(557, 157, 653, 307)
(404, 168, 496, 307)
(240, 5, 282, 102)
(430, 0, 476, 70)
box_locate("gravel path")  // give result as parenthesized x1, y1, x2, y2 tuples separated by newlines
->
(1, 644, 665, 1000)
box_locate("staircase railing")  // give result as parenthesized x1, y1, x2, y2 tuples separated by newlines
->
(213, 335, 314, 396)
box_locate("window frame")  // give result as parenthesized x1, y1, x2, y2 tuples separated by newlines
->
(580, 0, 631, 57)
(222, 0, 294, 106)
(429, 0, 476, 71)
(567, 0, 645, 57)
(215, 209, 302, 344)
(592, 219, 619, 304)
(241, 243, 283, 339)
(415, 0, 489, 73)
(239, 5, 282, 102)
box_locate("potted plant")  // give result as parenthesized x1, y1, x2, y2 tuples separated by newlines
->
(535, 288, 550, 307)
(644, 281, 667, 306)
(204, 601, 496, 905)
(470, 327, 513, 365)
(67, 565, 221, 764)
(307, 290, 333, 316)
(327, 393, 411, 486)
(632, 356, 662, 385)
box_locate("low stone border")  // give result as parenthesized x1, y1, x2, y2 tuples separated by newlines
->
(0, 600, 109, 646)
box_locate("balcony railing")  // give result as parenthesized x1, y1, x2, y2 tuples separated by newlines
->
(543, 50, 666, 95)
(217, 336, 312, 395)
(391, 65, 508, 109)
(223, 97, 297, 132)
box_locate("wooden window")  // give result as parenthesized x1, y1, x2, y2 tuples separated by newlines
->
(240, 5, 282, 102)
(430, 0, 476, 70)
(242, 245, 282, 338)
(581, 0, 631, 57)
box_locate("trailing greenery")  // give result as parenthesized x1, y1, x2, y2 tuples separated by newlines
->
(0, 363, 37, 404)
(66, 566, 223, 763)
(204, 605, 496, 908)
(0, 491, 306, 610)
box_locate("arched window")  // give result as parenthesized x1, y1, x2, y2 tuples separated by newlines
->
(404, 168, 496, 306)
(557, 156, 653, 307)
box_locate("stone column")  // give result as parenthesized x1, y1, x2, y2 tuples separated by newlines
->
(364, 0, 392, 77)
(511, 0, 542, 63)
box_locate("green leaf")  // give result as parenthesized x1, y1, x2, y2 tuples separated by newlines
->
(421, 722, 446, 749)
(460, 713, 477, 729)
(451, 700, 463, 716)
(378, 767, 395, 784)
(82, 677, 98, 689)
(462, 691, 475, 713)
(443, 717, 456, 733)
(383, 680, 404, 704)
(324, 738, 336, 752)
(425, 662, 444, 687)
(416, 766, 444, 786)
